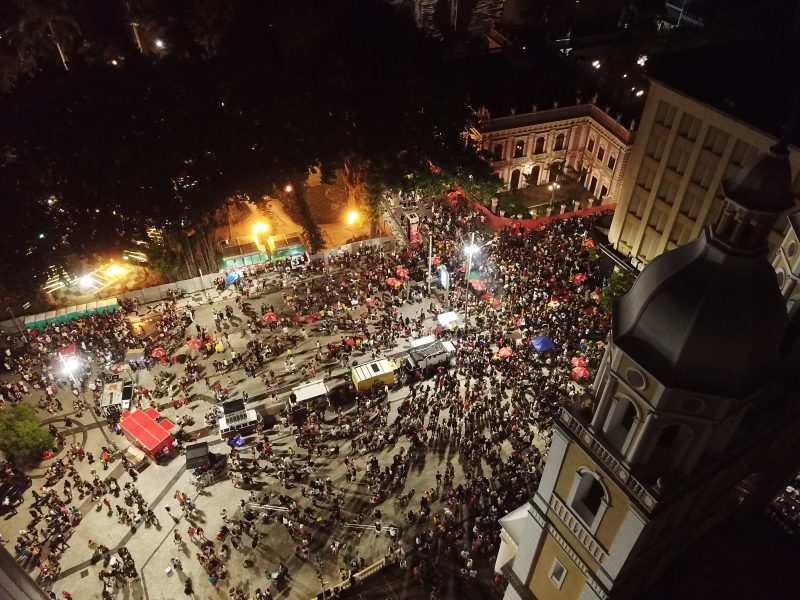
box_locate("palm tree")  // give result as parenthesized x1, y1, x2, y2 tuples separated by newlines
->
(12, 0, 80, 72)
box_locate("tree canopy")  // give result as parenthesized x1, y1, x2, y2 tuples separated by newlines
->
(0, 0, 499, 293)
(0, 403, 54, 463)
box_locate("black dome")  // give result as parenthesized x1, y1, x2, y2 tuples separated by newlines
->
(613, 231, 788, 397)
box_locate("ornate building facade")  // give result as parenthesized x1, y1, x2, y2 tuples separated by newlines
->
(472, 104, 635, 203)
(496, 142, 800, 599)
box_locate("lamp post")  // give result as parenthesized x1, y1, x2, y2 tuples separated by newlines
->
(463, 232, 477, 336)
(6, 306, 28, 343)
(426, 234, 433, 296)
(548, 182, 561, 212)
(198, 268, 210, 303)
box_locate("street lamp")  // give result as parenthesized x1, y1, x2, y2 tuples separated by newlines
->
(284, 184, 293, 193)
(548, 182, 561, 211)
(154, 39, 165, 49)
(252, 222, 269, 245)
(346, 210, 359, 226)
(463, 232, 476, 335)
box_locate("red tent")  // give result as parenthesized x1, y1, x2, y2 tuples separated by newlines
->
(58, 343, 77, 357)
(120, 408, 175, 462)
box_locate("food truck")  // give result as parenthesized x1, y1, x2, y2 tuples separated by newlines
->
(99, 379, 134, 419)
(120, 408, 175, 463)
(405, 336, 457, 378)
(289, 380, 330, 411)
(218, 398, 259, 440)
(351, 358, 398, 392)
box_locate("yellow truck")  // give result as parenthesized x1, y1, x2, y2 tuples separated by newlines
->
(351, 358, 399, 392)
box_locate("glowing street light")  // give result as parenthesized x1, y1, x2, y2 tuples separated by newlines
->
(284, 184, 293, 193)
(154, 39, 165, 49)
(252, 222, 269, 245)
(78, 275, 94, 289)
(105, 264, 127, 278)
(548, 182, 561, 210)
(464, 243, 479, 256)
(346, 210, 359, 226)
(592, 60, 601, 69)
(61, 356, 80, 376)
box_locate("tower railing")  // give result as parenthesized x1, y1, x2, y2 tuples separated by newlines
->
(560, 409, 658, 511)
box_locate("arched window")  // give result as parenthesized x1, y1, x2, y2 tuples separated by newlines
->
(554, 133, 565, 151)
(534, 137, 545, 154)
(568, 469, 609, 532)
(510, 169, 521, 190)
(604, 397, 639, 454)
(648, 424, 693, 474)
(492, 144, 504, 161)
(514, 140, 526, 158)
(529, 165, 541, 186)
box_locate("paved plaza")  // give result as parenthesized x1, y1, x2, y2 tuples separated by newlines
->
(0, 198, 608, 600)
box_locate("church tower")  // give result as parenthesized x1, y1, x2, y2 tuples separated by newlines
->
(496, 142, 800, 600)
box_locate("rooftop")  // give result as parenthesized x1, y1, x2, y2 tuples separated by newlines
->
(646, 37, 800, 146)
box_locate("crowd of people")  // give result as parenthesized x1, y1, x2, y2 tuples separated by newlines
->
(0, 193, 617, 599)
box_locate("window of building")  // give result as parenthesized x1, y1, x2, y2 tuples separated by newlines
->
(776, 269, 786, 289)
(678, 113, 701, 141)
(587, 138, 595, 153)
(534, 137, 545, 154)
(628, 192, 646, 218)
(569, 470, 608, 530)
(654, 101, 677, 127)
(608, 154, 617, 170)
(656, 178, 677, 205)
(645, 135, 666, 160)
(549, 559, 567, 589)
(510, 169, 521, 190)
(600, 185, 609, 198)
(691, 157, 717, 189)
(648, 424, 691, 474)
(648, 206, 668, 233)
(605, 398, 639, 454)
(597, 146, 606, 162)
(636, 165, 655, 191)
(528, 165, 541, 186)
(492, 144, 504, 161)
(669, 221, 688, 245)
(589, 175, 598, 194)
(703, 126, 729, 155)
(680, 191, 703, 219)
(667, 146, 689, 175)
(554, 133, 565, 151)
(513, 140, 525, 158)
(729, 140, 756, 168)
(788, 240, 798, 258)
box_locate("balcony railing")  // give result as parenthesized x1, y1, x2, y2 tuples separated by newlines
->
(550, 494, 609, 564)
(560, 410, 658, 511)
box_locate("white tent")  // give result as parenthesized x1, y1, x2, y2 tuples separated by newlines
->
(437, 311, 461, 329)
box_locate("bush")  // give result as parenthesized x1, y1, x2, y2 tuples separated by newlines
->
(601, 267, 638, 312)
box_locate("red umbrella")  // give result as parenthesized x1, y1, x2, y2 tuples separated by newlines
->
(431, 256, 441, 266)
(292, 315, 302, 324)
(572, 273, 587, 283)
(571, 366, 591, 382)
(58, 343, 77, 357)
(498, 347, 513, 358)
(570, 357, 587, 368)
(344, 338, 355, 347)
(386, 277, 402, 287)
(262, 312, 278, 323)
(396, 267, 409, 278)
(479, 292, 492, 302)
(111, 363, 121, 373)
(492, 299, 502, 307)
(151, 347, 166, 358)
(583, 238, 596, 249)
(470, 280, 487, 291)
(187, 338, 204, 350)
(304, 315, 315, 324)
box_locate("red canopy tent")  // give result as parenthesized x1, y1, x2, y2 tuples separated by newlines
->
(120, 408, 175, 463)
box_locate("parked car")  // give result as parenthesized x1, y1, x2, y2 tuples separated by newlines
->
(0, 475, 32, 512)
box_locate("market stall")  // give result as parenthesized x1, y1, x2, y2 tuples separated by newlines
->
(120, 408, 175, 463)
